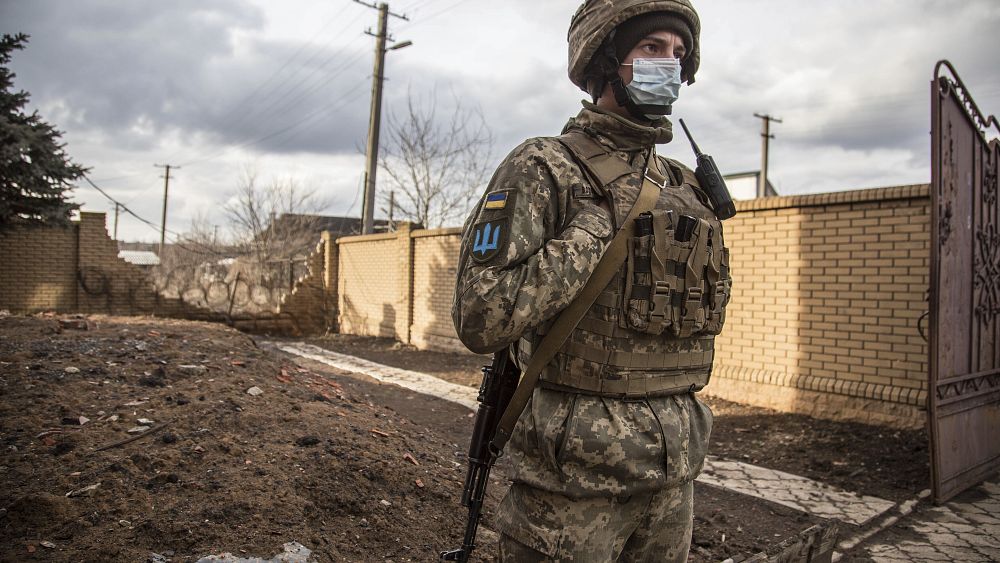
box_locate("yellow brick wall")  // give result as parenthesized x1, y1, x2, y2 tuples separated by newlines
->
(411, 229, 464, 351)
(0, 222, 79, 312)
(74, 212, 210, 317)
(0, 212, 219, 320)
(337, 233, 404, 338)
(277, 235, 331, 335)
(708, 185, 930, 427)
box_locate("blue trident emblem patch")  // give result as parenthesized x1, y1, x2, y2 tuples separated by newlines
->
(472, 220, 505, 263)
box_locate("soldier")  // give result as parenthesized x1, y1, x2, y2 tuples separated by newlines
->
(452, 1, 731, 561)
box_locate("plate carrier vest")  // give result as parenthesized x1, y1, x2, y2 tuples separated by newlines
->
(516, 129, 732, 398)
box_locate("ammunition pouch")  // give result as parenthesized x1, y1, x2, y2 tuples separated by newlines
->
(622, 209, 731, 337)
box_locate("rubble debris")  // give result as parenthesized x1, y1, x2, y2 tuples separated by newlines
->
(295, 436, 320, 447)
(403, 453, 420, 466)
(66, 483, 101, 498)
(61, 416, 89, 426)
(139, 369, 167, 387)
(95, 420, 173, 452)
(58, 318, 90, 330)
(64, 366, 80, 374)
(195, 541, 312, 563)
(246, 386, 264, 397)
(178, 364, 208, 374)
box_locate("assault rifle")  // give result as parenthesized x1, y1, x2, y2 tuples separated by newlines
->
(441, 349, 521, 562)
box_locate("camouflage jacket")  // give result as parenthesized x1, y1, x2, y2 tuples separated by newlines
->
(452, 102, 676, 355)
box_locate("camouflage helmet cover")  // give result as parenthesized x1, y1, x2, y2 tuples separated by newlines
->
(568, 0, 701, 90)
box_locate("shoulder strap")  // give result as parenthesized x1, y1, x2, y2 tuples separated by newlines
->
(558, 130, 634, 188)
(490, 156, 665, 455)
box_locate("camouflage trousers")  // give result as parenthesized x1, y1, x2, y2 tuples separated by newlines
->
(494, 387, 712, 562)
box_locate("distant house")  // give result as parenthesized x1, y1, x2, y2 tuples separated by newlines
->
(263, 214, 398, 241)
(723, 171, 779, 200)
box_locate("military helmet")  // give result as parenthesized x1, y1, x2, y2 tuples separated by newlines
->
(568, 0, 702, 91)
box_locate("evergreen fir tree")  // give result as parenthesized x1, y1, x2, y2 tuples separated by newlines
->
(0, 33, 86, 229)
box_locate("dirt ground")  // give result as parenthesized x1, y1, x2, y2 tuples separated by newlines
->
(0, 316, 930, 562)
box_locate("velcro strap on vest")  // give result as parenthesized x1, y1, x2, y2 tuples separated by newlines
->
(575, 315, 625, 338)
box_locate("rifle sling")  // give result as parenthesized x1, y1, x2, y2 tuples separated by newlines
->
(489, 155, 664, 455)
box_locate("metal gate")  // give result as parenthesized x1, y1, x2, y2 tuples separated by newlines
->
(929, 60, 1000, 504)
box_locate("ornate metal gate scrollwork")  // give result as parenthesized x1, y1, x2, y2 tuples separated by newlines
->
(929, 60, 1000, 504)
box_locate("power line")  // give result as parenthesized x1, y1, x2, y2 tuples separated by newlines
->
(256, 48, 369, 124)
(164, 8, 368, 165)
(234, 31, 368, 127)
(189, 7, 363, 144)
(81, 175, 230, 257)
(179, 80, 369, 168)
(396, 0, 470, 30)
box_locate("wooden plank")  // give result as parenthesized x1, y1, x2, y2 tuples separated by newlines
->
(739, 523, 839, 563)
(936, 95, 974, 382)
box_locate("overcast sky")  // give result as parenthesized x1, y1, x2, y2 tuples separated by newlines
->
(3, 0, 999, 242)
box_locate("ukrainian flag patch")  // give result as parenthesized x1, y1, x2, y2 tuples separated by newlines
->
(484, 191, 508, 210)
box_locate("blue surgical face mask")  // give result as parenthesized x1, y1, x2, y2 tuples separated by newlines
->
(623, 57, 683, 119)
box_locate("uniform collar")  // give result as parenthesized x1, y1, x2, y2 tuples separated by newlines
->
(562, 100, 674, 151)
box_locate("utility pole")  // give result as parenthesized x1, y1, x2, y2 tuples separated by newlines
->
(356, 0, 411, 234)
(154, 164, 179, 255)
(113, 203, 120, 240)
(753, 113, 782, 199)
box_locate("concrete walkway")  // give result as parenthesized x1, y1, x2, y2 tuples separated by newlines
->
(856, 476, 1000, 562)
(698, 458, 895, 526)
(265, 340, 999, 562)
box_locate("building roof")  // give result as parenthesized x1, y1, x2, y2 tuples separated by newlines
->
(723, 171, 779, 200)
(265, 214, 397, 239)
(118, 250, 161, 266)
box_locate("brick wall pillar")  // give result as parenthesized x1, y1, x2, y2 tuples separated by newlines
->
(322, 231, 340, 331)
(396, 223, 415, 344)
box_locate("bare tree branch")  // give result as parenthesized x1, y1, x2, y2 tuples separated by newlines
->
(378, 89, 494, 229)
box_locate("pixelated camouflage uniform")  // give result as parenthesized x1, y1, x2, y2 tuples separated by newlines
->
(452, 102, 723, 562)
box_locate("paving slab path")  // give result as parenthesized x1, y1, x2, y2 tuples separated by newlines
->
(852, 476, 1000, 562)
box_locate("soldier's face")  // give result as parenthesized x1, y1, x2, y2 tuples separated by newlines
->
(596, 29, 687, 118)
(618, 30, 687, 86)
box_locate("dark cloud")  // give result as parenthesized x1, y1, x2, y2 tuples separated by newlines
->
(3, 0, 375, 157)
